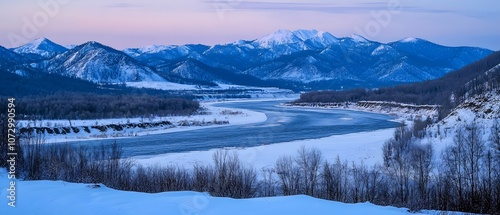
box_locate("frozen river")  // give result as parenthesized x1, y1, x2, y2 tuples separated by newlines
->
(73, 100, 399, 157)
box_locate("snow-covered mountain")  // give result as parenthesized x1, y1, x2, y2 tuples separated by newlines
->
(122, 29, 492, 89)
(1, 30, 494, 90)
(253, 29, 339, 49)
(41, 41, 165, 83)
(12, 37, 67, 59)
(123, 44, 209, 68)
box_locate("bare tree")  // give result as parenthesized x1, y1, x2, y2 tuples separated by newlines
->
(211, 150, 257, 198)
(295, 146, 322, 196)
(490, 119, 500, 158)
(462, 124, 485, 208)
(259, 167, 277, 197)
(321, 156, 348, 201)
(21, 132, 46, 180)
(442, 123, 485, 212)
(275, 155, 301, 195)
(192, 163, 212, 192)
(382, 123, 412, 205)
(442, 127, 466, 210)
(409, 143, 434, 210)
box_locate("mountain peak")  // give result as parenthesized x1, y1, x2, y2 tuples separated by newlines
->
(399, 37, 420, 43)
(83, 41, 102, 46)
(78, 41, 113, 50)
(254, 29, 301, 48)
(21, 37, 60, 49)
(138, 44, 175, 54)
(254, 29, 340, 48)
(31, 37, 50, 45)
(46, 41, 165, 84)
(13, 37, 67, 58)
(391, 37, 436, 46)
(349, 34, 370, 43)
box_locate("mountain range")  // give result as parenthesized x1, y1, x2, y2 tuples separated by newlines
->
(0, 29, 494, 91)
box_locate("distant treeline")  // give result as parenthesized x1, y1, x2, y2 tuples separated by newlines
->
(295, 51, 500, 118)
(0, 93, 199, 120)
(0, 67, 209, 98)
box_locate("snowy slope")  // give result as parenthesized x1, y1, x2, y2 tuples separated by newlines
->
(423, 91, 500, 152)
(43, 41, 165, 83)
(123, 45, 191, 58)
(0, 169, 442, 215)
(253, 29, 339, 49)
(253, 29, 304, 48)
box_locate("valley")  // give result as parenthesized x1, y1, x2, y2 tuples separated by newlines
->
(1, 29, 500, 215)
(69, 99, 399, 157)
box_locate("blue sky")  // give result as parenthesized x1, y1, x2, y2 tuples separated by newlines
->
(0, 0, 499, 50)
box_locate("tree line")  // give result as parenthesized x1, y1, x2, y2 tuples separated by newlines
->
(0, 93, 199, 120)
(2, 117, 499, 214)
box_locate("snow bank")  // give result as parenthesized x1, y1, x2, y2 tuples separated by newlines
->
(0, 169, 428, 215)
(289, 101, 439, 121)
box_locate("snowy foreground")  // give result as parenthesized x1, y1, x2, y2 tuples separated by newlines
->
(1, 170, 448, 215)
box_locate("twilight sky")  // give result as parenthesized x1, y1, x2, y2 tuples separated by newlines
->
(0, 0, 499, 50)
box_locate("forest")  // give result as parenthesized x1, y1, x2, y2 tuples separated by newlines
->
(1, 93, 199, 120)
(0, 66, 203, 120)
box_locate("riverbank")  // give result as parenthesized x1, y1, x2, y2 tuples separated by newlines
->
(19, 100, 268, 143)
(285, 101, 439, 121)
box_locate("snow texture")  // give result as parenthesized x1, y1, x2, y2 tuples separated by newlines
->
(422, 91, 500, 153)
(1, 169, 448, 215)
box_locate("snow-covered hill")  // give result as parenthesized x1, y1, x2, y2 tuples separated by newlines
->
(0, 169, 456, 215)
(424, 90, 500, 151)
(42, 41, 165, 83)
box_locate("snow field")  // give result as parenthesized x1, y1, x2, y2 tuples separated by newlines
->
(0, 169, 436, 215)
